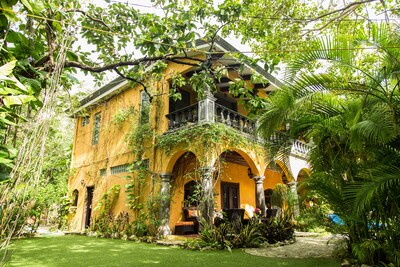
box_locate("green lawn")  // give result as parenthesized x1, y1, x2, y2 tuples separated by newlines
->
(2, 235, 340, 267)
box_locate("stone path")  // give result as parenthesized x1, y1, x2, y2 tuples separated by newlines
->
(245, 233, 343, 259)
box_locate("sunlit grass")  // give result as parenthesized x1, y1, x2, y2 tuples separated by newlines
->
(2, 235, 340, 267)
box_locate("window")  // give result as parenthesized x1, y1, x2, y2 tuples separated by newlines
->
(133, 159, 149, 170)
(110, 164, 130, 174)
(100, 168, 107, 177)
(92, 112, 101, 145)
(72, 189, 79, 206)
(140, 91, 150, 124)
(81, 116, 90, 126)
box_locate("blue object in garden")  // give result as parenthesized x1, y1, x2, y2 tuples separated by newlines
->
(328, 214, 345, 225)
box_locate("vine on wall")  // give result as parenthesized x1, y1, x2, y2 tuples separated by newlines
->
(156, 123, 262, 156)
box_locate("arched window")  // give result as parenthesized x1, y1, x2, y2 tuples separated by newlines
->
(72, 189, 79, 207)
(184, 180, 199, 207)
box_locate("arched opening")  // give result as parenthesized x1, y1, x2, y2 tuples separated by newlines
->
(72, 189, 79, 207)
(296, 168, 314, 209)
(263, 161, 289, 191)
(215, 150, 258, 211)
(169, 151, 200, 233)
(264, 188, 273, 207)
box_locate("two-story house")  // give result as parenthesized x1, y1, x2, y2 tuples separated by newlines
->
(68, 37, 310, 235)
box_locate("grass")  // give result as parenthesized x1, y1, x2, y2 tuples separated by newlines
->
(2, 235, 340, 267)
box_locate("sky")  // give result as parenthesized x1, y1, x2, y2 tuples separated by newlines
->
(72, 0, 253, 94)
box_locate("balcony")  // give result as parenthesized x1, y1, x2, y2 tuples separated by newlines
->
(165, 95, 312, 159)
(166, 94, 255, 135)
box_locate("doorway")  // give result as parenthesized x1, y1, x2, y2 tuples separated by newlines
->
(85, 186, 94, 228)
(221, 182, 240, 209)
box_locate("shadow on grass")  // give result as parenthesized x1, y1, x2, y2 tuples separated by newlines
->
(2, 235, 340, 267)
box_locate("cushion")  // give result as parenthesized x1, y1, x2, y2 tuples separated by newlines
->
(187, 209, 198, 218)
(175, 221, 195, 226)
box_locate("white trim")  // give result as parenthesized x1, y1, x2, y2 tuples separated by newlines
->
(74, 80, 129, 114)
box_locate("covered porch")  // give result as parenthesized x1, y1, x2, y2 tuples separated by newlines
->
(158, 147, 292, 235)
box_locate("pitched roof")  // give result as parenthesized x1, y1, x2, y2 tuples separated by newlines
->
(74, 36, 283, 114)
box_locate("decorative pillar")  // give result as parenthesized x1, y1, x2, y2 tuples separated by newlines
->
(159, 173, 172, 236)
(200, 166, 214, 225)
(198, 86, 216, 123)
(288, 181, 300, 217)
(253, 176, 266, 216)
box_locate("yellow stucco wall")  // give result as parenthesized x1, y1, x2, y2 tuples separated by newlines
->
(67, 57, 302, 233)
(263, 169, 284, 190)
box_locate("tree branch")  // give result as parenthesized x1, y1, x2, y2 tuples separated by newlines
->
(113, 67, 153, 103)
(64, 56, 167, 72)
(64, 55, 204, 72)
(306, 0, 379, 22)
(66, 9, 111, 30)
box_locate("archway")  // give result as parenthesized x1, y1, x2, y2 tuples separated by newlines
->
(296, 168, 314, 209)
(168, 151, 200, 233)
(214, 149, 259, 214)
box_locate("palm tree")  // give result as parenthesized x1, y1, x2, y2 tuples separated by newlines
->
(258, 24, 400, 266)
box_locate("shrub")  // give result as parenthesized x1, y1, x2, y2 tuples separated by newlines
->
(260, 218, 295, 244)
(185, 217, 294, 250)
(295, 205, 330, 233)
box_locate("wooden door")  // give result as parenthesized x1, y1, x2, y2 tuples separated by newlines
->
(85, 186, 94, 228)
(221, 182, 240, 210)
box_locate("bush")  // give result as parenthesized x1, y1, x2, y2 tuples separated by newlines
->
(260, 218, 295, 244)
(185, 217, 294, 250)
(295, 205, 330, 233)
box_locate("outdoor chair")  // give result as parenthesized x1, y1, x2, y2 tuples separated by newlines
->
(174, 207, 199, 235)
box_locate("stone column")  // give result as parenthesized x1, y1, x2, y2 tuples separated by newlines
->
(253, 176, 266, 216)
(159, 173, 172, 236)
(288, 181, 300, 217)
(200, 166, 214, 225)
(198, 86, 216, 123)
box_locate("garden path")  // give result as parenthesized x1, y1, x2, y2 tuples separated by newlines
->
(245, 232, 343, 258)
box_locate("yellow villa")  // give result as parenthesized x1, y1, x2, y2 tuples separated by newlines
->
(68, 38, 310, 235)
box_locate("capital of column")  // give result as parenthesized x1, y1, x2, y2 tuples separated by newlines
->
(160, 173, 173, 183)
(253, 175, 265, 184)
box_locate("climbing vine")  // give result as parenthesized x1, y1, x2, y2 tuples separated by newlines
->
(91, 185, 120, 234)
(156, 123, 262, 155)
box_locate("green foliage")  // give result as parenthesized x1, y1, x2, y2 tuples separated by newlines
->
(112, 107, 135, 127)
(91, 185, 121, 235)
(0, 61, 39, 182)
(295, 205, 330, 233)
(260, 218, 295, 244)
(258, 24, 400, 266)
(157, 123, 255, 155)
(186, 216, 294, 250)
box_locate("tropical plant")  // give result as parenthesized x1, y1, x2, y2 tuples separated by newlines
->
(258, 23, 400, 266)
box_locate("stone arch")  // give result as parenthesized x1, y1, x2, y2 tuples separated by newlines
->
(213, 148, 260, 211)
(275, 160, 295, 183)
(296, 168, 313, 208)
(263, 160, 294, 188)
(163, 149, 199, 174)
(168, 151, 201, 231)
(216, 148, 260, 177)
